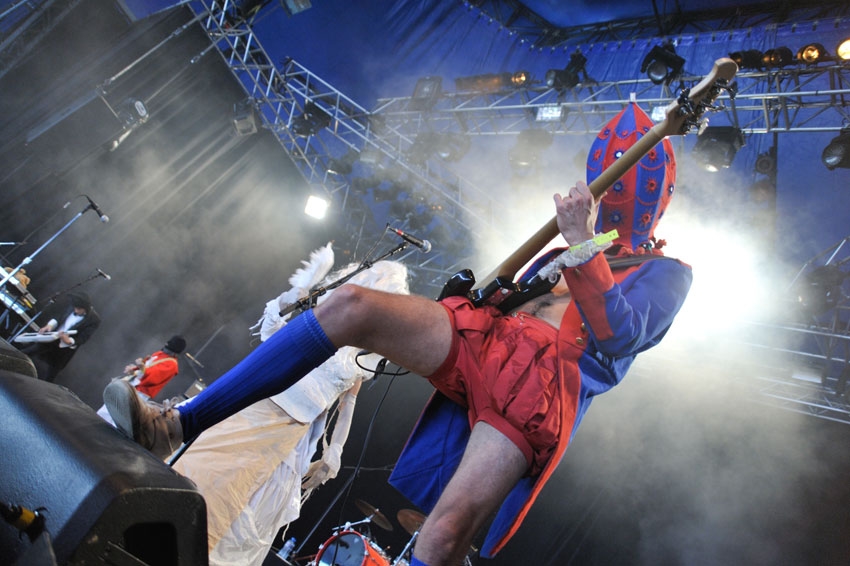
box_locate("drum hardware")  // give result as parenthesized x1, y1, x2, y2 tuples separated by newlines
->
(313, 529, 391, 566)
(391, 509, 426, 566)
(393, 509, 474, 566)
(396, 509, 426, 537)
(355, 499, 393, 531)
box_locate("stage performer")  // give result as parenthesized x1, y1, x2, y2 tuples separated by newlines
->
(106, 102, 692, 565)
(19, 290, 101, 381)
(96, 335, 186, 425)
(166, 245, 409, 566)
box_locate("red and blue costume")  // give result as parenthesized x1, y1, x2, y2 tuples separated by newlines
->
(389, 103, 692, 558)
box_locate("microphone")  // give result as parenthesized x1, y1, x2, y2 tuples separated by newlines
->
(97, 268, 111, 281)
(387, 225, 431, 253)
(85, 196, 110, 223)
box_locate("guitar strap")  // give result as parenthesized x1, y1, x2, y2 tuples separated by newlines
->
(606, 253, 667, 271)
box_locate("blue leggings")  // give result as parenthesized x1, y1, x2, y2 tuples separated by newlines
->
(178, 309, 336, 439)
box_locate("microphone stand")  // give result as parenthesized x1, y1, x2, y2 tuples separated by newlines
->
(0, 201, 103, 290)
(278, 242, 410, 318)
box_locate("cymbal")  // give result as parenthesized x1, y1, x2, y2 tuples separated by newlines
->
(355, 499, 393, 531)
(397, 509, 427, 536)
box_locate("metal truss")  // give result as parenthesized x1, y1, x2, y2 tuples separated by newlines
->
(734, 234, 850, 425)
(190, 0, 497, 296)
(737, 322, 850, 425)
(373, 63, 850, 141)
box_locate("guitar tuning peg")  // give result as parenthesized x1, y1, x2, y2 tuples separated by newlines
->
(697, 120, 710, 135)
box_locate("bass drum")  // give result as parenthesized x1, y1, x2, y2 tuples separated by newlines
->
(315, 530, 389, 566)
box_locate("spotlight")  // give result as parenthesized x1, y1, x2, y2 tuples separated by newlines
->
(797, 43, 829, 64)
(754, 151, 776, 175)
(510, 70, 531, 87)
(797, 265, 848, 317)
(837, 38, 850, 61)
(232, 98, 259, 136)
(279, 0, 312, 16)
(408, 76, 442, 111)
(535, 104, 565, 122)
(545, 51, 587, 91)
(762, 47, 794, 68)
(455, 72, 530, 93)
(691, 126, 744, 172)
(291, 101, 331, 137)
(509, 130, 553, 175)
(821, 128, 850, 170)
(640, 43, 685, 85)
(304, 194, 329, 219)
(327, 149, 357, 176)
(729, 49, 764, 70)
(434, 132, 470, 162)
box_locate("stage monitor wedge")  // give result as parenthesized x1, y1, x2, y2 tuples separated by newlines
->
(0, 370, 208, 565)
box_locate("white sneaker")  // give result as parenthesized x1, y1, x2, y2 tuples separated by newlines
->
(103, 380, 184, 459)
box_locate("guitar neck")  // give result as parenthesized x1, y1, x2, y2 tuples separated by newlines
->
(477, 126, 665, 286)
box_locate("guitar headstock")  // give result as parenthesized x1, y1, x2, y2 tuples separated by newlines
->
(653, 57, 738, 138)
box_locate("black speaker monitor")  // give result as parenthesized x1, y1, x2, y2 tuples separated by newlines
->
(0, 370, 208, 565)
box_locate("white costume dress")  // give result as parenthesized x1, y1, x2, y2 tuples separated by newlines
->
(172, 244, 409, 565)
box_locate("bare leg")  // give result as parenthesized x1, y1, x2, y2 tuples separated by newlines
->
(314, 284, 453, 377)
(413, 422, 528, 565)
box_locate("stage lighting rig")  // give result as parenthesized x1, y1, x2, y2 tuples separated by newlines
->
(797, 43, 829, 64)
(838, 38, 850, 61)
(455, 71, 530, 93)
(291, 101, 331, 137)
(729, 49, 764, 70)
(641, 42, 685, 85)
(545, 51, 588, 91)
(822, 128, 850, 170)
(762, 47, 794, 68)
(692, 126, 744, 172)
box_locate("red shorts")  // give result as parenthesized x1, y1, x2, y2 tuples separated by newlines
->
(427, 296, 562, 475)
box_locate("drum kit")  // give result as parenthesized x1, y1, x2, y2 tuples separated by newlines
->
(307, 499, 430, 566)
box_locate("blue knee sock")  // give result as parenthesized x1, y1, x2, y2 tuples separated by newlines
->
(178, 309, 336, 439)
(409, 556, 430, 566)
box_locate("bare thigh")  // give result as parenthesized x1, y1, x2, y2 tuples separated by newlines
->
(416, 421, 528, 563)
(313, 285, 453, 377)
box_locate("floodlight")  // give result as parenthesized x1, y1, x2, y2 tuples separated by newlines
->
(535, 104, 565, 122)
(455, 72, 530, 93)
(837, 38, 850, 61)
(510, 71, 531, 87)
(232, 98, 258, 136)
(797, 43, 828, 64)
(691, 126, 744, 172)
(762, 47, 793, 68)
(279, 0, 311, 16)
(291, 102, 331, 137)
(729, 49, 764, 70)
(545, 51, 587, 91)
(640, 43, 685, 85)
(797, 265, 848, 317)
(754, 151, 776, 175)
(821, 129, 850, 170)
(409, 76, 442, 111)
(304, 194, 329, 219)
(509, 130, 553, 175)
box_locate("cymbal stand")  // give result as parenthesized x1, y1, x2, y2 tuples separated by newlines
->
(392, 531, 418, 566)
